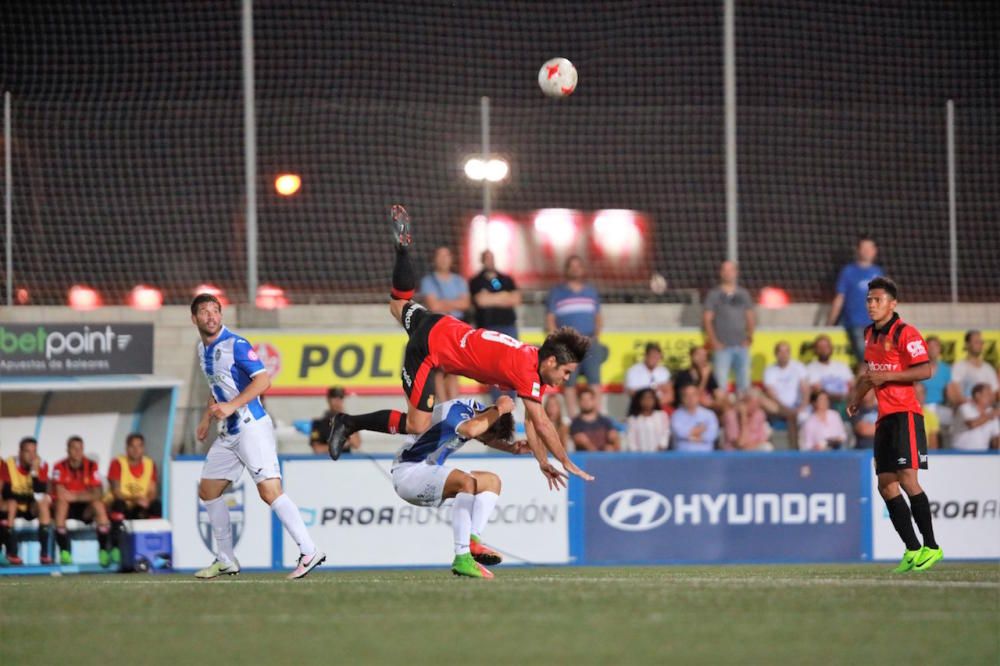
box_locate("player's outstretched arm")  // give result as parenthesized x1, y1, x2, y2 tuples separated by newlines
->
(456, 396, 515, 440)
(523, 400, 595, 483)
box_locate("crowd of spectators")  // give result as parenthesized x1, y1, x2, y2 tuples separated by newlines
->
(0, 433, 160, 567)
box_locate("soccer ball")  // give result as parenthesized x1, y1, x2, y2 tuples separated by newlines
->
(538, 58, 577, 98)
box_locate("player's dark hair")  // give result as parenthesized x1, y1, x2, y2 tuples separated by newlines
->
(126, 432, 145, 445)
(19, 436, 37, 449)
(190, 293, 222, 315)
(539, 327, 590, 365)
(867, 276, 898, 300)
(971, 383, 990, 399)
(484, 412, 515, 443)
(627, 388, 657, 417)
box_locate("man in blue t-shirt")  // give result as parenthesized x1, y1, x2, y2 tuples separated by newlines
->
(546, 255, 602, 416)
(420, 246, 471, 401)
(827, 236, 883, 363)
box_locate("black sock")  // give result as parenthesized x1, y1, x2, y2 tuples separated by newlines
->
(390, 246, 416, 300)
(1, 522, 14, 555)
(908, 492, 938, 549)
(885, 494, 922, 551)
(96, 525, 111, 551)
(55, 528, 71, 553)
(38, 524, 51, 558)
(346, 410, 408, 435)
(111, 521, 124, 549)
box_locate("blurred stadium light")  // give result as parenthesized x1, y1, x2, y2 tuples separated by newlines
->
(274, 173, 301, 196)
(67, 285, 101, 310)
(255, 284, 289, 309)
(128, 284, 163, 311)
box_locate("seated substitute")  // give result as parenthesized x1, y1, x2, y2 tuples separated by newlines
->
(309, 386, 360, 456)
(52, 436, 112, 566)
(1, 437, 54, 565)
(106, 433, 162, 565)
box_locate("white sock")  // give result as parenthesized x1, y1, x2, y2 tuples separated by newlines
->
(202, 496, 236, 564)
(271, 494, 317, 557)
(471, 491, 499, 539)
(452, 492, 475, 555)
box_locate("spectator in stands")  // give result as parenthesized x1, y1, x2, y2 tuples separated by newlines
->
(805, 334, 854, 412)
(671, 384, 720, 453)
(569, 386, 619, 451)
(851, 390, 879, 449)
(921, 335, 955, 429)
(673, 345, 721, 410)
(703, 261, 755, 394)
(469, 250, 522, 401)
(828, 235, 883, 363)
(761, 341, 809, 445)
(951, 330, 999, 404)
(544, 395, 571, 449)
(916, 383, 941, 450)
(799, 390, 848, 451)
(625, 388, 670, 452)
(420, 246, 471, 401)
(722, 390, 773, 451)
(624, 342, 674, 408)
(106, 433, 161, 565)
(950, 383, 999, 451)
(0, 437, 53, 565)
(546, 255, 603, 416)
(52, 436, 112, 566)
(310, 386, 360, 456)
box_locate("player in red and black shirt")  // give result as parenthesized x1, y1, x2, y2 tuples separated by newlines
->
(847, 277, 942, 573)
(328, 205, 594, 488)
(52, 436, 112, 566)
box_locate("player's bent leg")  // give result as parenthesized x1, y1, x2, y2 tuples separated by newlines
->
(444, 470, 491, 578)
(468, 472, 503, 566)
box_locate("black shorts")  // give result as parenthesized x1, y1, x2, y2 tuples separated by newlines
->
(109, 498, 163, 520)
(873, 411, 928, 475)
(65, 501, 98, 524)
(400, 301, 444, 412)
(4, 494, 43, 520)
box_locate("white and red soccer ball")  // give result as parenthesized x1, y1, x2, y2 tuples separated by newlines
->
(538, 57, 577, 98)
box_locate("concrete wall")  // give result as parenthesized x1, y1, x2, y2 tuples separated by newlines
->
(4, 302, 998, 454)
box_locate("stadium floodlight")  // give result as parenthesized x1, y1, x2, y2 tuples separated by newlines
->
(533, 209, 579, 251)
(592, 209, 643, 259)
(129, 284, 163, 311)
(464, 157, 509, 183)
(68, 284, 101, 310)
(759, 286, 791, 309)
(255, 284, 289, 309)
(193, 283, 229, 306)
(274, 173, 302, 196)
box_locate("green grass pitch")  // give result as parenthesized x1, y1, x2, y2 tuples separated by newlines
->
(2, 564, 997, 665)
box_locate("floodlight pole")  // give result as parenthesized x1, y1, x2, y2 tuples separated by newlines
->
(4, 91, 11, 307)
(946, 99, 957, 304)
(242, 0, 259, 306)
(481, 96, 491, 221)
(724, 0, 738, 263)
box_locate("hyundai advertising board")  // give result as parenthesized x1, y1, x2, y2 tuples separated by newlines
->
(581, 454, 866, 564)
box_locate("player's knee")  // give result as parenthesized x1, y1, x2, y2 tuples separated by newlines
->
(256, 482, 282, 505)
(457, 474, 477, 495)
(476, 472, 501, 494)
(407, 411, 430, 434)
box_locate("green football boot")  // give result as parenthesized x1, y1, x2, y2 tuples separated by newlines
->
(59, 550, 73, 565)
(194, 558, 240, 579)
(891, 549, 920, 573)
(912, 546, 944, 572)
(451, 552, 493, 579)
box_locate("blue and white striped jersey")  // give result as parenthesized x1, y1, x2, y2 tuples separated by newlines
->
(197, 326, 268, 434)
(396, 398, 485, 465)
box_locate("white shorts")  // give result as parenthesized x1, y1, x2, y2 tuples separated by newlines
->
(391, 461, 454, 507)
(201, 416, 281, 485)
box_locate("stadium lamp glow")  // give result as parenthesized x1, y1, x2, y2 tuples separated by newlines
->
(464, 157, 509, 183)
(274, 173, 302, 196)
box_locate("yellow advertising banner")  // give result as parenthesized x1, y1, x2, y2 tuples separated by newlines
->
(246, 328, 998, 395)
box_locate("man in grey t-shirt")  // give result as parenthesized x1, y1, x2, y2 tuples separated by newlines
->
(703, 261, 755, 394)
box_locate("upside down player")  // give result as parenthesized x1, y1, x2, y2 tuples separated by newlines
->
(847, 277, 942, 572)
(392, 394, 528, 579)
(328, 205, 595, 489)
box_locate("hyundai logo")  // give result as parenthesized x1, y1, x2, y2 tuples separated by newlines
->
(599, 489, 671, 531)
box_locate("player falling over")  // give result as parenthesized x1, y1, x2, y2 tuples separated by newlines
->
(393, 394, 528, 579)
(847, 277, 942, 572)
(328, 205, 595, 489)
(191, 294, 325, 580)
